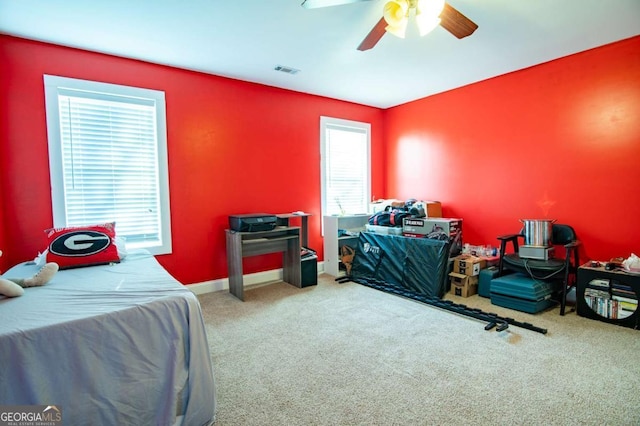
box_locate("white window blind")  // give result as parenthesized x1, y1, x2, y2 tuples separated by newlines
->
(44, 75, 172, 255)
(320, 116, 371, 218)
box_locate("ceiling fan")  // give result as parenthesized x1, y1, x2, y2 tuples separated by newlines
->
(301, 0, 478, 51)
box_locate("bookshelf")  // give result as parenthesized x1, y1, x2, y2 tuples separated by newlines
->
(576, 264, 639, 329)
(323, 214, 370, 277)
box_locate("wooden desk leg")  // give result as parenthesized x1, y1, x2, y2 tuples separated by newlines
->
(283, 236, 302, 287)
(300, 216, 308, 248)
(226, 231, 244, 301)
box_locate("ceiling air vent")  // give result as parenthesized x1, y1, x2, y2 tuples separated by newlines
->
(274, 65, 300, 75)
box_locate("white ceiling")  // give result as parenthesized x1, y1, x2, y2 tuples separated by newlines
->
(1, 0, 639, 108)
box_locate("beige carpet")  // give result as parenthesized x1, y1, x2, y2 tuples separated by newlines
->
(198, 274, 640, 426)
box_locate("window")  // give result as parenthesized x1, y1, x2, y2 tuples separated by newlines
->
(43, 75, 172, 255)
(320, 116, 371, 219)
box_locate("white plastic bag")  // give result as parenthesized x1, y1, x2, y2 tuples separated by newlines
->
(622, 253, 640, 273)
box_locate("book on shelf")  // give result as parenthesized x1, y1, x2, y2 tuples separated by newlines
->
(587, 278, 610, 288)
(585, 296, 623, 319)
(611, 288, 636, 299)
(612, 295, 638, 312)
(611, 281, 633, 291)
(611, 281, 635, 298)
(585, 288, 610, 298)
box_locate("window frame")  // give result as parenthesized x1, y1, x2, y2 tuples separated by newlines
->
(319, 116, 372, 224)
(43, 74, 172, 255)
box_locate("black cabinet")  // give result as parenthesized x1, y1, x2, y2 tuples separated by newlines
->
(576, 264, 640, 329)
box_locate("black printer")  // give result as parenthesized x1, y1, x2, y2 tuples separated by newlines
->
(228, 214, 277, 232)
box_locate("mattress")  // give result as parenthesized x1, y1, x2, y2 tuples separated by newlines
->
(0, 249, 216, 425)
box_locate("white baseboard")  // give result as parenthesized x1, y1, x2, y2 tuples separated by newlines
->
(187, 261, 325, 295)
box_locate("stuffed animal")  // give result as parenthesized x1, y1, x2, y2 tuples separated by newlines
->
(340, 245, 355, 276)
(0, 250, 59, 298)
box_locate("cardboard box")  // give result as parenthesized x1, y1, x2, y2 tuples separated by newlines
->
(416, 201, 442, 218)
(402, 217, 463, 254)
(449, 272, 478, 297)
(453, 254, 487, 276)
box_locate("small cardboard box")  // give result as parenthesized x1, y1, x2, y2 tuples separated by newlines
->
(421, 201, 443, 218)
(453, 254, 486, 276)
(449, 272, 479, 297)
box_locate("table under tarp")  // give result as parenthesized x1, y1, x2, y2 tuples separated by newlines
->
(350, 231, 451, 298)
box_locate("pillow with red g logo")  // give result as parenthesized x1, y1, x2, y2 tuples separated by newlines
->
(45, 222, 121, 269)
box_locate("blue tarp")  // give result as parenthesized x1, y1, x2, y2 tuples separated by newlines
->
(350, 232, 450, 298)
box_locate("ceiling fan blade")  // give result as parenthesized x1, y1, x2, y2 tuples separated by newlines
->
(357, 17, 387, 51)
(439, 2, 478, 39)
(301, 0, 372, 9)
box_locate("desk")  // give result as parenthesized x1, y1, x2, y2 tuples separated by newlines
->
(276, 213, 310, 247)
(225, 226, 301, 301)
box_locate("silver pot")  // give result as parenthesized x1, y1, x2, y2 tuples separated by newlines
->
(520, 219, 556, 247)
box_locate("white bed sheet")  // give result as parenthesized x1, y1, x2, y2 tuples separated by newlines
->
(0, 250, 216, 426)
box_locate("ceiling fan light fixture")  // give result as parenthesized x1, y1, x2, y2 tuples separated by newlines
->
(415, 0, 445, 36)
(416, 0, 445, 18)
(384, 19, 408, 38)
(415, 14, 441, 36)
(343, 0, 477, 51)
(383, 0, 409, 38)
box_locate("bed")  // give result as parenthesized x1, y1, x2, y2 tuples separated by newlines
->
(0, 249, 216, 426)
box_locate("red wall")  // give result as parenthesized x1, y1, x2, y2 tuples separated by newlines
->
(384, 36, 640, 262)
(0, 35, 385, 284)
(2, 34, 639, 283)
